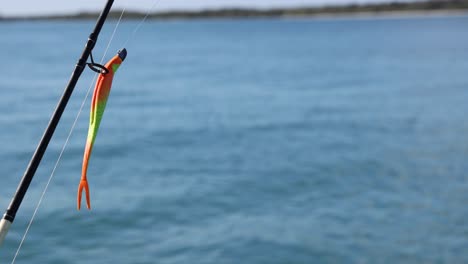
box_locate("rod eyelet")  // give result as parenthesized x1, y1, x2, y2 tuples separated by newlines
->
(87, 63, 109, 74)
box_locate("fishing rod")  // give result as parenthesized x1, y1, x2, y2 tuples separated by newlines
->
(0, 0, 115, 247)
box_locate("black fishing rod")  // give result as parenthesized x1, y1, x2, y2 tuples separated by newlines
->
(0, 0, 115, 247)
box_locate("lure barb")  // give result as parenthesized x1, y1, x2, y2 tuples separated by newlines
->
(78, 48, 127, 210)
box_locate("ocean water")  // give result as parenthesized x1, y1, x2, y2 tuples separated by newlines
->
(0, 14, 468, 263)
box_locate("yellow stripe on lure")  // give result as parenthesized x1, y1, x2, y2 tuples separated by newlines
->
(78, 49, 127, 210)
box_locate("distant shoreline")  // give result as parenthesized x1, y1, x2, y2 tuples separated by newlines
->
(281, 10, 468, 20)
(1, 0, 468, 21)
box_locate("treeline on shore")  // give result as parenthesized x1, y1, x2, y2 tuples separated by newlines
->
(1, 0, 468, 21)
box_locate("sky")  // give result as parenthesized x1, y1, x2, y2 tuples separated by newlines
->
(2, 0, 404, 16)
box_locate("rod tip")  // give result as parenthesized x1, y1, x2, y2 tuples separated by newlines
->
(118, 48, 127, 61)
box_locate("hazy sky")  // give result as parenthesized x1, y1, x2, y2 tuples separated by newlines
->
(2, 0, 403, 16)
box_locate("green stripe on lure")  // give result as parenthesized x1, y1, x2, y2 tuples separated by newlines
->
(78, 48, 127, 210)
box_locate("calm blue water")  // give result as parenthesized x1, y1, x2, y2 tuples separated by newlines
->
(0, 15, 468, 263)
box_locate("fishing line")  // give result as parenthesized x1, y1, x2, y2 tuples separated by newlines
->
(121, 0, 159, 48)
(10, 9, 126, 264)
(11, 0, 159, 259)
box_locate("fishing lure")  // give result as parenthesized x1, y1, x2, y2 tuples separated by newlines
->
(78, 48, 127, 210)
